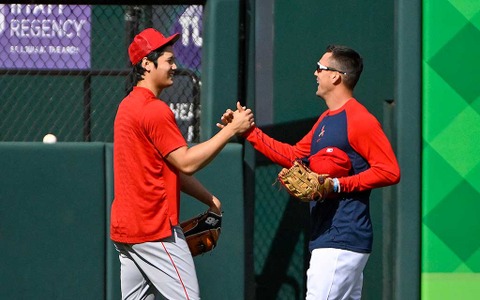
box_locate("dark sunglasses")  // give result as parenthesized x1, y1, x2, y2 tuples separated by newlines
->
(316, 62, 347, 75)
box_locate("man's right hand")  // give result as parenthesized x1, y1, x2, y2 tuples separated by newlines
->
(217, 102, 254, 134)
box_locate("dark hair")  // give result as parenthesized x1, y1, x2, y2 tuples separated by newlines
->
(325, 45, 363, 89)
(132, 48, 166, 83)
(125, 44, 171, 94)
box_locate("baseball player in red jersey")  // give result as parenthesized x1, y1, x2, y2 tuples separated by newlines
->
(110, 28, 254, 300)
(219, 45, 400, 299)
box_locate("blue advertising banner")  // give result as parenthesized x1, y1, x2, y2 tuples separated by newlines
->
(0, 4, 91, 70)
(173, 5, 202, 70)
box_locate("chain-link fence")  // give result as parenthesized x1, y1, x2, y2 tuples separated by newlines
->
(0, 4, 202, 142)
(0, 4, 311, 299)
(254, 162, 310, 300)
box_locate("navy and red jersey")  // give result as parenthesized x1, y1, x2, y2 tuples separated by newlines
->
(245, 98, 400, 253)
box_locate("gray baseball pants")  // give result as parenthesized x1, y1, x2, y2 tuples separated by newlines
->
(114, 226, 200, 300)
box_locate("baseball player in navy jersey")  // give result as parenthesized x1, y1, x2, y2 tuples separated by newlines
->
(219, 45, 400, 299)
(110, 28, 254, 300)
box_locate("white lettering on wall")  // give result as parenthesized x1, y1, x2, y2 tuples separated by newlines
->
(178, 5, 202, 47)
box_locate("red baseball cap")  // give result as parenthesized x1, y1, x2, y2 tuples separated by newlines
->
(308, 147, 351, 178)
(128, 28, 180, 65)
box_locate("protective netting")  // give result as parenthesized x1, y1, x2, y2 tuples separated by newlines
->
(254, 163, 310, 300)
(0, 4, 203, 142)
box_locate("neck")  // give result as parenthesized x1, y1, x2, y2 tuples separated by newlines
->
(137, 81, 163, 97)
(324, 91, 353, 111)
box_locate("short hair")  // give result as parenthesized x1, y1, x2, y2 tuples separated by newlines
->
(325, 45, 363, 89)
(132, 46, 168, 84)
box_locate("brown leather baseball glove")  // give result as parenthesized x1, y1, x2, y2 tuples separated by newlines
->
(180, 211, 222, 257)
(278, 160, 332, 202)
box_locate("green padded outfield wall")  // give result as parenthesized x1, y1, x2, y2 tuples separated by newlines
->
(0, 142, 245, 299)
(0, 143, 106, 299)
(422, 1, 480, 299)
(271, 1, 394, 124)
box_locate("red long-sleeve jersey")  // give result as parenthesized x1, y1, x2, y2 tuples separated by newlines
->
(245, 98, 400, 192)
(244, 98, 400, 253)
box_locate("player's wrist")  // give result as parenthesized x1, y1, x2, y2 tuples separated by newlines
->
(332, 178, 341, 193)
(241, 124, 256, 138)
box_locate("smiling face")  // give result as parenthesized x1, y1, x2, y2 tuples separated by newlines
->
(314, 52, 335, 98)
(151, 45, 177, 89)
(141, 45, 177, 93)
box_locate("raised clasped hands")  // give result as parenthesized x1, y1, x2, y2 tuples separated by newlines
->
(216, 101, 255, 135)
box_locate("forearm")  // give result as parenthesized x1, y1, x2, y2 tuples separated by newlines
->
(167, 126, 236, 175)
(180, 173, 222, 215)
(180, 173, 214, 203)
(245, 127, 310, 168)
(338, 164, 400, 192)
(186, 126, 237, 172)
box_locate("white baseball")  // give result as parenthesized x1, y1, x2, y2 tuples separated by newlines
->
(43, 133, 57, 144)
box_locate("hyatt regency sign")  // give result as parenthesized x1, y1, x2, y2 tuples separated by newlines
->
(0, 4, 91, 69)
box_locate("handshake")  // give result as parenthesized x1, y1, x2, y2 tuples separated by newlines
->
(217, 103, 349, 202)
(216, 101, 255, 134)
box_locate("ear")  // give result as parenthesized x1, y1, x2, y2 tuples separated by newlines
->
(331, 73, 342, 85)
(141, 57, 151, 71)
